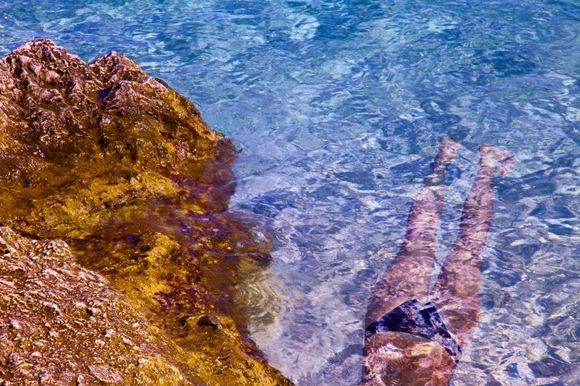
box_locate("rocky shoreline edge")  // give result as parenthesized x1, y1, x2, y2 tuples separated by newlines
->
(0, 39, 291, 385)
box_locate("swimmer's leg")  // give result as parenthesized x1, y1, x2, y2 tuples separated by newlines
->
(365, 137, 460, 325)
(431, 145, 513, 347)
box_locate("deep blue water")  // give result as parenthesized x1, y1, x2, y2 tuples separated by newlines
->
(1, 1, 578, 385)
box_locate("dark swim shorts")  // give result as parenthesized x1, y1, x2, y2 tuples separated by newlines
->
(365, 299, 462, 363)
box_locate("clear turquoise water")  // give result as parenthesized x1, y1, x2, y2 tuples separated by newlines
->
(1, 1, 578, 385)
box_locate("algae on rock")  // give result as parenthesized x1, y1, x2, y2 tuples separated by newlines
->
(0, 39, 290, 385)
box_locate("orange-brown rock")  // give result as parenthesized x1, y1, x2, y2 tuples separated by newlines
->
(0, 227, 198, 385)
(0, 39, 290, 385)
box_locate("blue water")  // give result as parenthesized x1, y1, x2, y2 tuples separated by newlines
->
(1, 1, 578, 385)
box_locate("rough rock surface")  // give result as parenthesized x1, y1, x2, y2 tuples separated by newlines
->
(0, 227, 197, 385)
(0, 40, 290, 385)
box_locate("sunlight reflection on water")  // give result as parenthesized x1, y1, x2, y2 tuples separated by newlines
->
(1, 1, 578, 384)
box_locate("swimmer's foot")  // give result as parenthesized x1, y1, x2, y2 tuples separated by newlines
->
(436, 136, 461, 165)
(425, 136, 461, 185)
(480, 145, 515, 176)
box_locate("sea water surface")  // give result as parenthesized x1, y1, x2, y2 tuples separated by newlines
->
(1, 1, 578, 385)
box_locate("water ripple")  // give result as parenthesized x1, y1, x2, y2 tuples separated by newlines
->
(1, 1, 578, 385)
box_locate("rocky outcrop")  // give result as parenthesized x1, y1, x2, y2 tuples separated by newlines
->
(0, 40, 290, 385)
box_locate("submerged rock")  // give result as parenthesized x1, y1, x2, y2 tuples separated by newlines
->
(0, 39, 290, 385)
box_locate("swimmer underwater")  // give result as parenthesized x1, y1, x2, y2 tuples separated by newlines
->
(361, 137, 514, 386)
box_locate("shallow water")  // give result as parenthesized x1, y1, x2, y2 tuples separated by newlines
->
(1, 1, 578, 385)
